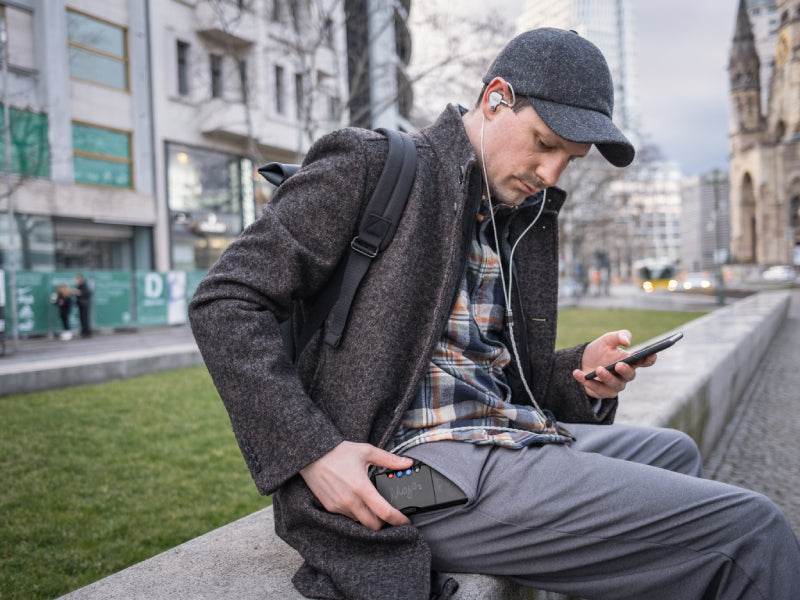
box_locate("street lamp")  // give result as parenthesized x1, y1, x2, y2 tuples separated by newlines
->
(709, 169, 727, 306)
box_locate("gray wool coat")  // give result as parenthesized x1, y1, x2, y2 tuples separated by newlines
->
(188, 105, 617, 600)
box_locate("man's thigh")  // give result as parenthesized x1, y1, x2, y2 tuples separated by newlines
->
(404, 429, 787, 599)
(565, 422, 703, 476)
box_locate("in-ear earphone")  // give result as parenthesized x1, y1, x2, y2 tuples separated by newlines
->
(488, 83, 516, 111)
(489, 91, 507, 111)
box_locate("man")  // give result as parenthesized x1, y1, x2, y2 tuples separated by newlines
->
(189, 29, 799, 600)
(74, 273, 92, 338)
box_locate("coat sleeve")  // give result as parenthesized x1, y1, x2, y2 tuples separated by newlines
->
(546, 343, 617, 424)
(188, 129, 377, 495)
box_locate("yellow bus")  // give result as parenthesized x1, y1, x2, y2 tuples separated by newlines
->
(633, 259, 678, 293)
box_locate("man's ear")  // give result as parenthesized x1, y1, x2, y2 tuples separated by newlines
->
(483, 77, 515, 115)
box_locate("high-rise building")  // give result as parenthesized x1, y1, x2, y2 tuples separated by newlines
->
(681, 172, 731, 272)
(345, 0, 413, 131)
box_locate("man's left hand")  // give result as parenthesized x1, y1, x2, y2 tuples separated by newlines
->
(572, 330, 656, 398)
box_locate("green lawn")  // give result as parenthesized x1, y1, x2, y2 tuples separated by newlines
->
(0, 367, 267, 600)
(1, 307, 705, 600)
(555, 307, 707, 349)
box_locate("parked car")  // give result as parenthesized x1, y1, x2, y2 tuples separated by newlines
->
(762, 265, 797, 283)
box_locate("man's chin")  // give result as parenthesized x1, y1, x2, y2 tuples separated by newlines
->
(489, 189, 525, 208)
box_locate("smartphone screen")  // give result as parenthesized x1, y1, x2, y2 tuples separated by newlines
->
(584, 331, 683, 380)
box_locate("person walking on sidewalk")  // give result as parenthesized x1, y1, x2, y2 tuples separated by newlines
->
(190, 28, 800, 600)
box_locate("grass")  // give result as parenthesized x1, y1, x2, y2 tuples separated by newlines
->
(0, 367, 267, 600)
(555, 307, 707, 349)
(0, 307, 705, 600)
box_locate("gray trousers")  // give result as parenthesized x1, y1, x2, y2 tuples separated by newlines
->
(405, 424, 800, 600)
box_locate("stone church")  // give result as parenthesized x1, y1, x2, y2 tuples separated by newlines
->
(729, 0, 800, 266)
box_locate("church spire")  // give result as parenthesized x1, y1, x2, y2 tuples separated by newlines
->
(729, 0, 761, 92)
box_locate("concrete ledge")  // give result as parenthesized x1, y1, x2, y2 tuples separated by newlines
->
(57, 506, 544, 600)
(616, 290, 791, 458)
(57, 291, 791, 600)
(0, 344, 203, 396)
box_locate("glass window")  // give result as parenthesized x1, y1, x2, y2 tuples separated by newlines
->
(295, 72, 303, 120)
(72, 123, 132, 188)
(238, 59, 248, 102)
(0, 214, 55, 271)
(177, 41, 190, 96)
(275, 65, 284, 114)
(166, 143, 249, 270)
(289, 0, 300, 30)
(67, 10, 128, 90)
(2, 5, 36, 70)
(0, 105, 50, 178)
(210, 53, 223, 98)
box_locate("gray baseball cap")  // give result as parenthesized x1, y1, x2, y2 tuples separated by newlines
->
(483, 28, 635, 168)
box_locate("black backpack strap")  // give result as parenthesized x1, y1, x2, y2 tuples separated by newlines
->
(322, 129, 416, 348)
(295, 128, 415, 350)
(262, 129, 417, 359)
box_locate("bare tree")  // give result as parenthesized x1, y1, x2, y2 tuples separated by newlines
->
(196, 0, 515, 164)
(406, 2, 510, 125)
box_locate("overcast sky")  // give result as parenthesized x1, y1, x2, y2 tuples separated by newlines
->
(635, 1, 740, 177)
(410, 1, 742, 178)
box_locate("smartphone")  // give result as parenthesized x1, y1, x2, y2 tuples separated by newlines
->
(371, 461, 467, 515)
(584, 331, 683, 380)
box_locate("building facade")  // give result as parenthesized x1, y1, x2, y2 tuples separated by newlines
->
(1, 0, 410, 277)
(1, 1, 157, 272)
(729, 0, 800, 266)
(681, 171, 731, 272)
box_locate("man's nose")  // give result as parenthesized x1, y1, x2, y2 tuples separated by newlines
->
(536, 155, 570, 188)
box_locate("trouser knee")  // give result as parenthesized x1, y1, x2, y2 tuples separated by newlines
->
(656, 428, 703, 477)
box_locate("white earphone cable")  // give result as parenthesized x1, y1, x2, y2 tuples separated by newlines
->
(479, 111, 549, 419)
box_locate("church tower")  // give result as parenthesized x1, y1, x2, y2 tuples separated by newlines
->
(728, 0, 800, 266)
(729, 0, 763, 149)
(728, 0, 763, 264)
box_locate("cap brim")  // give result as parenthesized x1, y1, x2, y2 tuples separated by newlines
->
(529, 97, 635, 167)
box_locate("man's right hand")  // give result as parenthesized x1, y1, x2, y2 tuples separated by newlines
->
(299, 441, 414, 530)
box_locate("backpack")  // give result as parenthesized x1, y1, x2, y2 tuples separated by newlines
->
(257, 128, 417, 362)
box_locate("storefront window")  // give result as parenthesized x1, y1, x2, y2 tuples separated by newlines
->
(167, 142, 254, 270)
(0, 214, 55, 271)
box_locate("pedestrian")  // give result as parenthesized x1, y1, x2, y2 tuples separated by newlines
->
(189, 28, 800, 600)
(54, 284, 73, 340)
(73, 273, 92, 338)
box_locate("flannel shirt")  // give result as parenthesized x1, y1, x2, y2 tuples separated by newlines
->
(392, 200, 574, 452)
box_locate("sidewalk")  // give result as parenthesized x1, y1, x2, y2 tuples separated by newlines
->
(704, 285, 800, 533)
(0, 324, 202, 396)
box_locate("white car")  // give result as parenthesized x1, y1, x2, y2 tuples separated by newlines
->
(682, 272, 712, 290)
(762, 265, 796, 283)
